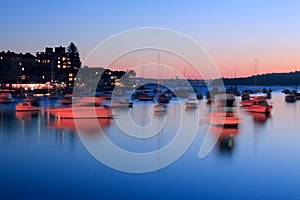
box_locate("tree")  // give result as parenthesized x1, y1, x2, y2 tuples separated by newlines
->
(128, 69, 136, 78)
(67, 42, 78, 54)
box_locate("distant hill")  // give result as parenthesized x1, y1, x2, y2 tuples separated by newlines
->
(220, 71, 300, 86)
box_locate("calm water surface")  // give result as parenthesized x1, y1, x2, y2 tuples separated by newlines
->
(1, 90, 300, 199)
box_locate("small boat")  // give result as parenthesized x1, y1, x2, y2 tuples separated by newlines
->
(196, 93, 203, 100)
(153, 103, 166, 112)
(47, 106, 111, 119)
(133, 90, 155, 101)
(208, 92, 240, 127)
(0, 93, 15, 103)
(208, 109, 239, 127)
(241, 96, 273, 114)
(185, 98, 198, 108)
(174, 87, 190, 98)
(111, 97, 133, 107)
(60, 94, 75, 105)
(15, 100, 40, 111)
(158, 94, 171, 103)
(47, 97, 110, 119)
(285, 93, 296, 102)
(241, 92, 250, 101)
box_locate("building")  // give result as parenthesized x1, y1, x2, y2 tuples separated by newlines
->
(0, 51, 37, 84)
(36, 43, 81, 86)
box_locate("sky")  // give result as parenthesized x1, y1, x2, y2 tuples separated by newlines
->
(1, 0, 300, 78)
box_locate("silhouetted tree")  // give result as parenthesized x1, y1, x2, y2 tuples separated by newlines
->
(67, 42, 78, 54)
(128, 69, 136, 78)
(65, 42, 81, 86)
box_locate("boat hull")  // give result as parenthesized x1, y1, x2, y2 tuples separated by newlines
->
(47, 106, 112, 119)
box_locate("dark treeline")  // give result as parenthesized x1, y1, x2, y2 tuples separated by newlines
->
(220, 71, 300, 86)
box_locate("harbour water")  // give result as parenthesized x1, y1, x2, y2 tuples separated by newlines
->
(1, 88, 300, 199)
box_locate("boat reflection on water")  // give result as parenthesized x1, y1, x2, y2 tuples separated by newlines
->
(49, 118, 111, 137)
(248, 112, 271, 125)
(15, 111, 40, 120)
(210, 126, 239, 152)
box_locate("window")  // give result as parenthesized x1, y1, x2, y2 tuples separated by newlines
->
(22, 67, 24, 71)
(57, 65, 60, 68)
(69, 73, 73, 77)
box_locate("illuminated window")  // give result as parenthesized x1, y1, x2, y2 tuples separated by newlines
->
(19, 62, 22, 66)
(22, 67, 24, 71)
(0, 56, 3, 60)
(69, 78, 73, 81)
(57, 65, 60, 68)
(63, 65, 66, 68)
(69, 73, 73, 77)
(62, 57, 66, 61)
(57, 61, 60, 64)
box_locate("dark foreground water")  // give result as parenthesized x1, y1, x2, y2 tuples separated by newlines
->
(1, 90, 300, 199)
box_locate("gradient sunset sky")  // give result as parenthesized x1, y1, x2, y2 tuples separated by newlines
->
(1, 0, 300, 78)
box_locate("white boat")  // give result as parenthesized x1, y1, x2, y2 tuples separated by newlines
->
(241, 96, 273, 114)
(153, 103, 166, 112)
(15, 101, 40, 111)
(185, 98, 198, 108)
(174, 87, 190, 98)
(111, 97, 132, 107)
(0, 93, 15, 103)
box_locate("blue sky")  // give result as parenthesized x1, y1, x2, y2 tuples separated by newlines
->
(1, 0, 300, 77)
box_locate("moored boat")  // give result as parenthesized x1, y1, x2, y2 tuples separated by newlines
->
(60, 94, 75, 105)
(241, 96, 273, 114)
(0, 93, 15, 103)
(46, 106, 111, 119)
(185, 98, 198, 108)
(111, 97, 133, 107)
(15, 100, 40, 111)
(153, 103, 166, 112)
(285, 93, 296, 102)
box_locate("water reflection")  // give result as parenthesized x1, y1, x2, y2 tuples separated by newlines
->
(49, 118, 111, 137)
(15, 111, 40, 120)
(209, 126, 239, 152)
(248, 112, 271, 125)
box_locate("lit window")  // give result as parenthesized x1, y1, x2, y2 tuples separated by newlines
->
(69, 78, 73, 81)
(22, 67, 24, 71)
(62, 57, 66, 61)
(57, 61, 60, 64)
(63, 65, 66, 68)
(19, 62, 22, 66)
(57, 65, 60, 68)
(69, 73, 73, 77)
(0, 56, 3, 60)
